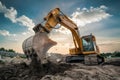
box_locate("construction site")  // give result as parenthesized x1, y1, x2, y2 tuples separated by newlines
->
(0, 7, 120, 80)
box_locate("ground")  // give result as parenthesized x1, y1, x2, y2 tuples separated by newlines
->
(0, 56, 119, 80)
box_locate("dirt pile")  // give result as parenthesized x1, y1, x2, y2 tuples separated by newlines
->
(41, 62, 120, 80)
(0, 59, 120, 80)
(0, 61, 72, 80)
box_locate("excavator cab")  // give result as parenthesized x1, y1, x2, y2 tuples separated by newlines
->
(82, 34, 97, 52)
(82, 37, 94, 51)
(67, 34, 104, 64)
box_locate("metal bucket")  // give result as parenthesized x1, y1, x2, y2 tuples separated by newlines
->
(22, 32, 57, 63)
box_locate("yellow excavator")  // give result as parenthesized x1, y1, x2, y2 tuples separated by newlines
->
(33, 8, 104, 64)
(23, 8, 104, 64)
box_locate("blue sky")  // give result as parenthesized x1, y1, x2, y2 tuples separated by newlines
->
(0, 0, 120, 53)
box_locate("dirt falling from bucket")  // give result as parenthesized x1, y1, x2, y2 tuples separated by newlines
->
(33, 32, 57, 63)
(28, 32, 58, 76)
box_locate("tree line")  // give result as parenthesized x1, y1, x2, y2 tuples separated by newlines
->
(100, 51, 120, 58)
(0, 47, 15, 53)
(0, 47, 26, 58)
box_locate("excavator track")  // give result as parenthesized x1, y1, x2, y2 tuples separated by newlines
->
(66, 55, 84, 63)
(66, 54, 104, 65)
(84, 54, 104, 65)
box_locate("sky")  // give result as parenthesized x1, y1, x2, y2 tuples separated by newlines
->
(0, 0, 120, 53)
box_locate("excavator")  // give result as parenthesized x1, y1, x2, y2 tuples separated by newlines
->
(22, 8, 104, 65)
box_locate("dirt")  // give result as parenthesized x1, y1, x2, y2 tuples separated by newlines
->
(0, 59, 119, 80)
(41, 60, 120, 80)
(32, 32, 57, 63)
(0, 61, 72, 80)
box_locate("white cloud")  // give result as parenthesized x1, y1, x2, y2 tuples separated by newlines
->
(4, 7, 17, 23)
(0, 1, 17, 23)
(0, 30, 16, 37)
(17, 15, 35, 31)
(0, 29, 18, 42)
(0, 30, 10, 36)
(9, 38, 18, 42)
(22, 32, 27, 35)
(22, 31, 32, 36)
(71, 5, 111, 27)
(0, 2, 6, 12)
(0, 1, 35, 31)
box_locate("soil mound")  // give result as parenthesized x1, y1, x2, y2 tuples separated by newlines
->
(0, 58, 119, 80)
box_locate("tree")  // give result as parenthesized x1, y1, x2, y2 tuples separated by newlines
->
(0, 47, 15, 53)
(113, 51, 120, 57)
(0, 47, 5, 51)
(8, 49, 15, 53)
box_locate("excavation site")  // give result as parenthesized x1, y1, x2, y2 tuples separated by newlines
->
(0, 2, 120, 80)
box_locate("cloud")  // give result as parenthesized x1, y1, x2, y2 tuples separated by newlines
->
(17, 15, 35, 31)
(22, 32, 27, 35)
(71, 5, 111, 27)
(0, 30, 10, 36)
(0, 30, 16, 37)
(0, 1, 35, 31)
(8, 38, 18, 42)
(0, 1, 17, 23)
(4, 7, 17, 23)
(22, 31, 31, 36)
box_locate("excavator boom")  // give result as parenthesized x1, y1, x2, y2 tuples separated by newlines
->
(41, 8, 83, 54)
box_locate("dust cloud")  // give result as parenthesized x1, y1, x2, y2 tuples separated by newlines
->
(32, 32, 57, 63)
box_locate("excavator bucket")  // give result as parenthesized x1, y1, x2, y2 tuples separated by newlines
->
(22, 32, 57, 63)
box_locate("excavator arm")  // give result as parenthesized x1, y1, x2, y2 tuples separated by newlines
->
(37, 8, 83, 54)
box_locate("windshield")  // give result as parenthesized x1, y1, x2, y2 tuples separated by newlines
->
(82, 38, 94, 52)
